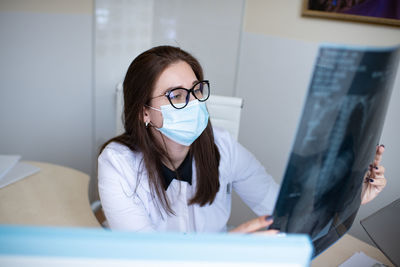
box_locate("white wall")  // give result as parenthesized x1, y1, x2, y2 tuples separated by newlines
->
(151, 0, 244, 96)
(0, 1, 94, 188)
(236, 0, 400, 246)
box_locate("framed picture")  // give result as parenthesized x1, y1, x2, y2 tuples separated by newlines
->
(302, 0, 400, 27)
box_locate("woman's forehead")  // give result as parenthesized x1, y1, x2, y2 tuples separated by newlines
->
(152, 61, 197, 94)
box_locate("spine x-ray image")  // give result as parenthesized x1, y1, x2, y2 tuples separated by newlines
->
(270, 44, 400, 257)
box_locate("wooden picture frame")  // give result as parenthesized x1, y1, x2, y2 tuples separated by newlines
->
(302, 0, 400, 27)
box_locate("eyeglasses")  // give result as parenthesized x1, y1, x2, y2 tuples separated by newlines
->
(151, 80, 210, 109)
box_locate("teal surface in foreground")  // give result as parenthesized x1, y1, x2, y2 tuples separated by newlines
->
(0, 225, 312, 265)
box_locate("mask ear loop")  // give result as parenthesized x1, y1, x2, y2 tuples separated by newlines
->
(145, 104, 161, 112)
(144, 104, 160, 129)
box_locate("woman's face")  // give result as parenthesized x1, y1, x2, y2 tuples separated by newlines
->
(145, 60, 198, 128)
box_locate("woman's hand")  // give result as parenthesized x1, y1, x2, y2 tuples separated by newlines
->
(229, 215, 279, 235)
(361, 145, 387, 205)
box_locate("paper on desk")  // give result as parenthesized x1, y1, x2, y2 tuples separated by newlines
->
(0, 162, 40, 189)
(0, 155, 21, 180)
(339, 252, 386, 267)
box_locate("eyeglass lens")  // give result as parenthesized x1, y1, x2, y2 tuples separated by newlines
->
(168, 81, 209, 108)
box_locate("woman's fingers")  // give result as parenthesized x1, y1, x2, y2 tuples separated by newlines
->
(367, 176, 386, 187)
(373, 145, 384, 167)
(229, 215, 274, 233)
(361, 144, 386, 205)
(369, 165, 385, 176)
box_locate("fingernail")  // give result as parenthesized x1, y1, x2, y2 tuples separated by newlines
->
(369, 179, 374, 183)
(265, 215, 273, 221)
(380, 144, 385, 148)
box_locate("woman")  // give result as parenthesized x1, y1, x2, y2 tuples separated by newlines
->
(98, 45, 386, 234)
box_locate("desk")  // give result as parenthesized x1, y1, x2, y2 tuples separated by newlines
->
(312, 234, 393, 266)
(0, 161, 100, 228)
(0, 162, 393, 265)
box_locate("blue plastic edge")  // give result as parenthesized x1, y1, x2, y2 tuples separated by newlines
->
(0, 225, 313, 265)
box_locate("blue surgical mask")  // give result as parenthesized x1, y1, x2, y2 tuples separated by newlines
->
(147, 100, 209, 146)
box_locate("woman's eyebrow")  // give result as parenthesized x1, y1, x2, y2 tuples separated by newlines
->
(165, 85, 182, 92)
(165, 80, 199, 91)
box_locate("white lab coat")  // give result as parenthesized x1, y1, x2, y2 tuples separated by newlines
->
(98, 127, 279, 232)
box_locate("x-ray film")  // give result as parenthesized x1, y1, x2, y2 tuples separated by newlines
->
(269, 44, 400, 257)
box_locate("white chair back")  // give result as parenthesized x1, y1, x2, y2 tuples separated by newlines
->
(206, 94, 243, 141)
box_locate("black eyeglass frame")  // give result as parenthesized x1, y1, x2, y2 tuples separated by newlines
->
(151, 80, 210, 110)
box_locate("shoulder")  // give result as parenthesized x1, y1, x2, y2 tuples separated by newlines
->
(212, 126, 239, 174)
(101, 141, 134, 155)
(212, 126, 266, 179)
(98, 142, 147, 191)
(99, 142, 141, 165)
(212, 126, 236, 151)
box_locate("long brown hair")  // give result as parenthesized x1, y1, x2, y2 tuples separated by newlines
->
(100, 46, 220, 215)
